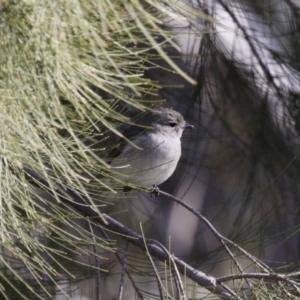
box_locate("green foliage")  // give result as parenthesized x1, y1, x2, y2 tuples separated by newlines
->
(0, 0, 199, 298)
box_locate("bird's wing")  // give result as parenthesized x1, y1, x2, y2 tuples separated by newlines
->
(107, 112, 155, 162)
(107, 125, 148, 163)
(107, 142, 125, 162)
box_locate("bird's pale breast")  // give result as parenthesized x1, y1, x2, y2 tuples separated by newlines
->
(111, 132, 181, 187)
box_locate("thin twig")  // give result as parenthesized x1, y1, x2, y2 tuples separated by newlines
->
(158, 190, 271, 273)
(98, 227, 144, 300)
(146, 239, 187, 300)
(118, 241, 129, 300)
(159, 189, 257, 295)
(140, 229, 165, 300)
(88, 220, 101, 300)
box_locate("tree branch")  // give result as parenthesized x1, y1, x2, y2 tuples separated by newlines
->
(22, 167, 236, 299)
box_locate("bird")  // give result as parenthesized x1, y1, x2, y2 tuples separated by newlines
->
(108, 107, 193, 194)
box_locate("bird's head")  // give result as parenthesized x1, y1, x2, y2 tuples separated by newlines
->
(152, 108, 193, 138)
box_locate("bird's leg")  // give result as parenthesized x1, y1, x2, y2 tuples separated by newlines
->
(150, 185, 160, 198)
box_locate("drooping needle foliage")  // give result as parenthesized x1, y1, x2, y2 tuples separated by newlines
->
(0, 0, 199, 298)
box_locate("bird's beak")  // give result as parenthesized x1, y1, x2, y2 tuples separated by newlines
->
(183, 123, 194, 130)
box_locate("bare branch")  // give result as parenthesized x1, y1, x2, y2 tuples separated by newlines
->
(158, 190, 271, 273)
(23, 167, 236, 299)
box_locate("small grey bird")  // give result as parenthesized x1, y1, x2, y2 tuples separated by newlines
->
(109, 108, 193, 192)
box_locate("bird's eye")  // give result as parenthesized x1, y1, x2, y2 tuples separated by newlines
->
(169, 122, 177, 127)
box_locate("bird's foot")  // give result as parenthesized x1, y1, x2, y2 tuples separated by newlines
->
(150, 185, 160, 198)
